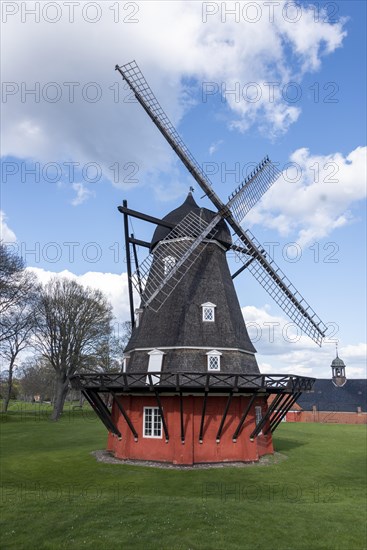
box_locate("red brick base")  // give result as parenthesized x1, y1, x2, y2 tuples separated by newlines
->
(107, 394, 273, 465)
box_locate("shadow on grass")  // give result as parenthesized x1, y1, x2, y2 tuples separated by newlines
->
(273, 436, 307, 453)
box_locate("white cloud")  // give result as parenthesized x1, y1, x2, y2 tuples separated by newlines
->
(276, 3, 347, 72)
(258, 361, 273, 373)
(242, 304, 366, 378)
(27, 267, 132, 325)
(1, 1, 347, 187)
(0, 211, 17, 242)
(245, 146, 367, 245)
(71, 182, 95, 206)
(209, 140, 223, 156)
(341, 343, 367, 365)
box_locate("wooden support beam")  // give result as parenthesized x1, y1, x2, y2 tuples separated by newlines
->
(118, 205, 174, 229)
(131, 233, 143, 296)
(147, 373, 155, 392)
(216, 391, 233, 442)
(87, 390, 121, 437)
(122, 200, 135, 328)
(231, 257, 256, 280)
(271, 392, 301, 434)
(82, 390, 112, 432)
(179, 392, 185, 443)
(128, 236, 151, 249)
(111, 391, 138, 441)
(199, 391, 208, 443)
(250, 393, 285, 440)
(232, 393, 257, 442)
(263, 393, 294, 435)
(154, 390, 169, 442)
(122, 373, 129, 392)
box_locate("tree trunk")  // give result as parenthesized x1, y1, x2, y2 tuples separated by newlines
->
(2, 356, 16, 413)
(51, 378, 69, 421)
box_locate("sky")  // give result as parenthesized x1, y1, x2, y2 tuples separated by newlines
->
(1, 0, 366, 378)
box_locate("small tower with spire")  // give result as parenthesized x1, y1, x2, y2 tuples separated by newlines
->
(331, 343, 347, 387)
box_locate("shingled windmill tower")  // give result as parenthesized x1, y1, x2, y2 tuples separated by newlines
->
(70, 61, 328, 465)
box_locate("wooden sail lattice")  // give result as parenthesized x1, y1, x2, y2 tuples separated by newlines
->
(232, 231, 328, 346)
(227, 156, 281, 224)
(131, 211, 219, 311)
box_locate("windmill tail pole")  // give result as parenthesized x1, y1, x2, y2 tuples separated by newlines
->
(121, 199, 135, 328)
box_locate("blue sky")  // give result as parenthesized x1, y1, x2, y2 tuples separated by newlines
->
(1, 1, 366, 377)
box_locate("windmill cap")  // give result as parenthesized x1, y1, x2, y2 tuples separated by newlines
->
(150, 192, 232, 251)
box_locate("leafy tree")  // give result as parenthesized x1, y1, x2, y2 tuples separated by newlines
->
(34, 277, 113, 421)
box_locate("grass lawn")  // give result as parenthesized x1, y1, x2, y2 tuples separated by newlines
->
(1, 404, 366, 550)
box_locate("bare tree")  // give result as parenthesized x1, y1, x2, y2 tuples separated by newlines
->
(18, 356, 55, 402)
(0, 243, 36, 343)
(0, 303, 36, 412)
(82, 325, 131, 374)
(117, 320, 132, 351)
(34, 277, 113, 421)
(0, 244, 39, 411)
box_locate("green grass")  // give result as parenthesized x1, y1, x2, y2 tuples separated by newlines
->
(1, 407, 366, 550)
(1, 399, 91, 414)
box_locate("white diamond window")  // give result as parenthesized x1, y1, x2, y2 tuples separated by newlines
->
(163, 255, 176, 276)
(143, 407, 162, 438)
(201, 302, 216, 322)
(206, 350, 222, 372)
(209, 356, 219, 370)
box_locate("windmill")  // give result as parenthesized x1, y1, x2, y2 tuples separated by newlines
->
(115, 60, 327, 347)
(69, 61, 325, 466)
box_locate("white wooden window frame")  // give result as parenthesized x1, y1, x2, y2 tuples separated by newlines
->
(143, 407, 162, 438)
(201, 302, 216, 322)
(206, 350, 222, 372)
(146, 349, 165, 385)
(135, 308, 143, 328)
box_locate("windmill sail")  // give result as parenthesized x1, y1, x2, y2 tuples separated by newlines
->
(227, 156, 281, 224)
(232, 231, 327, 345)
(131, 210, 220, 311)
(116, 60, 327, 345)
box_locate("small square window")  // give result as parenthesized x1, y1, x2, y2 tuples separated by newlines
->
(208, 355, 220, 371)
(203, 307, 214, 321)
(143, 407, 162, 438)
(206, 350, 221, 372)
(202, 303, 216, 322)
